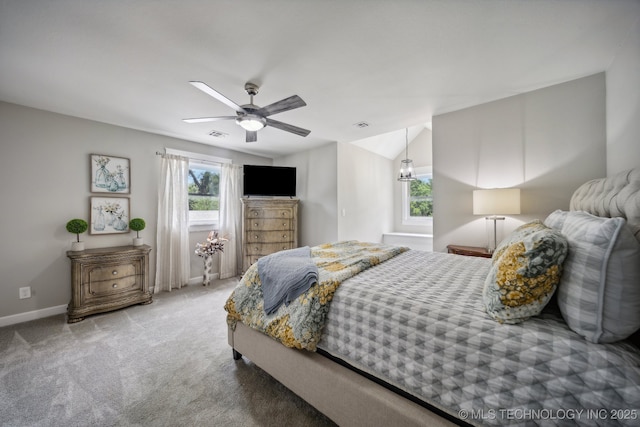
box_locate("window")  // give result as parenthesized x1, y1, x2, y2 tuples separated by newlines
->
(164, 149, 230, 230)
(402, 166, 433, 227)
(188, 161, 220, 227)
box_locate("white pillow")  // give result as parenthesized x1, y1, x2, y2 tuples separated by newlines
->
(544, 210, 640, 343)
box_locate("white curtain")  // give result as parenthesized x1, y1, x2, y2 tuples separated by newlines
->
(154, 154, 190, 292)
(219, 163, 243, 279)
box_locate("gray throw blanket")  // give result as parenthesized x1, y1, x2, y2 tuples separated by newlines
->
(258, 246, 319, 315)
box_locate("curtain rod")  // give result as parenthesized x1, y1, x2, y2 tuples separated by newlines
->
(155, 150, 231, 166)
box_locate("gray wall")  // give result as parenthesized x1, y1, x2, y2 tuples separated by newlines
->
(432, 73, 606, 252)
(275, 142, 339, 247)
(0, 102, 269, 319)
(337, 142, 394, 242)
(606, 16, 640, 176)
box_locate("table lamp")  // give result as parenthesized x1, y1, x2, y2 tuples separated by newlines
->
(473, 188, 521, 252)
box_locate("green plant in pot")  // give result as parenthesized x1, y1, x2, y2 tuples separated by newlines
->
(66, 219, 88, 251)
(129, 218, 146, 246)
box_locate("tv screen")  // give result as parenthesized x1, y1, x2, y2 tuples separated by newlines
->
(243, 165, 296, 197)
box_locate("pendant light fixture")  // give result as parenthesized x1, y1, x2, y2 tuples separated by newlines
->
(398, 128, 417, 181)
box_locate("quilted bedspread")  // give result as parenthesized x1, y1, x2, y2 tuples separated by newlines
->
(224, 241, 408, 351)
(318, 250, 640, 426)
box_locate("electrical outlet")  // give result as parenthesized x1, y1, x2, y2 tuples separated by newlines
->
(19, 286, 31, 299)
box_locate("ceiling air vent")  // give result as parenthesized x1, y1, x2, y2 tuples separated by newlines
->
(208, 130, 228, 138)
(353, 121, 370, 128)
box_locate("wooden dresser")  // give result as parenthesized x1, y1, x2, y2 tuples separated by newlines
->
(66, 245, 152, 323)
(241, 198, 298, 272)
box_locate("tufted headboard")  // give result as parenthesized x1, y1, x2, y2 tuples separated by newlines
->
(570, 168, 640, 243)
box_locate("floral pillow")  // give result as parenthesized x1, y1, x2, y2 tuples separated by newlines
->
(483, 220, 568, 324)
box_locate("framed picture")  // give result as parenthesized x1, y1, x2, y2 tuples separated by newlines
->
(91, 154, 130, 193)
(90, 196, 130, 234)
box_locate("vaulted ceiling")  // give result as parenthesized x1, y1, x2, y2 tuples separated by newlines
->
(1, 0, 638, 159)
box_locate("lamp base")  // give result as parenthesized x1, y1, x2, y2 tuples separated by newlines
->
(485, 216, 505, 253)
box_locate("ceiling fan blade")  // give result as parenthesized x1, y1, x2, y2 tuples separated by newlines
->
(266, 118, 311, 137)
(257, 95, 306, 117)
(182, 116, 237, 124)
(246, 131, 257, 143)
(189, 81, 246, 113)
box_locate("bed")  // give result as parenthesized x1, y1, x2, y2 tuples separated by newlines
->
(225, 168, 640, 426)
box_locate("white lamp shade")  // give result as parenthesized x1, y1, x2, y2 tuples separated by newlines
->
(473, 188, 521, 215)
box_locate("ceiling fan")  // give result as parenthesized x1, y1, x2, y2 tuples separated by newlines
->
(183, 81, 311, 143)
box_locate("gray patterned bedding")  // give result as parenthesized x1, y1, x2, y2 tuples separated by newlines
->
(318, 249, 640, 426)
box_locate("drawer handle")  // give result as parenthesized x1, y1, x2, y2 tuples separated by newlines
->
(112, 270, 118, 275)
(254, 223, 258, 227)
(282, 234, 287, 239)
(112, 283, 118, 288)
(254, 235, 259, 239)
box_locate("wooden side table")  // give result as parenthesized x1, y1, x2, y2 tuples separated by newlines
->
(66, 245, 152, 323)
(446, 244, 493, 258)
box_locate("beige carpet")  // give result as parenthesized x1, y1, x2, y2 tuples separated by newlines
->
(0, 278, 336, 426)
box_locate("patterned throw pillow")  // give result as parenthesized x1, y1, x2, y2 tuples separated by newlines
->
(483, 221, 568, 324)
(544, 210, 640, 343)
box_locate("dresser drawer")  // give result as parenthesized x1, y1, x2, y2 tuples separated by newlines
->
(88, 263, 136, 282)
(245, 218, 292, 231)
(246, 230, 294, 244)
(246, 242, 295, 256)
(87, 275, 140, 297)
(85, 263, 142, 298)
(246, 208, 294, 219)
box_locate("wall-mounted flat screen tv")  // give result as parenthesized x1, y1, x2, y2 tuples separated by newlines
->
(243, 165, 296, 197)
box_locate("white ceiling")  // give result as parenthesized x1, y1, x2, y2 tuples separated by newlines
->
(1, 0, 638, 159)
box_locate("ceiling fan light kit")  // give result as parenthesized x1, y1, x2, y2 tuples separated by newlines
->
(184, 81, 310, 143)
(236, 115, 266, 131)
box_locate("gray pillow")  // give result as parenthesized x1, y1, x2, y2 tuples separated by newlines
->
(544, 210, 640, 343)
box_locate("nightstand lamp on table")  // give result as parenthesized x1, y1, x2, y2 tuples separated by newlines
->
(472, 188, 521, 253)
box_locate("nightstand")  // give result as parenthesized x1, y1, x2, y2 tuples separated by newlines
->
(446, 244, 493, 258)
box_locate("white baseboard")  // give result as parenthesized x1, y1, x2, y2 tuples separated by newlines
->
(2, 275, 221, 327)
(0, 304, 67, 328)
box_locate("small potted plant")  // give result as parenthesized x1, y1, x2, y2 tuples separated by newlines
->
(129, 218, 146, 246)
(66, 219, 88, 251)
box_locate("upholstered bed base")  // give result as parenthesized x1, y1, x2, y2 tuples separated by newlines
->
(228, 322, 457, 427)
